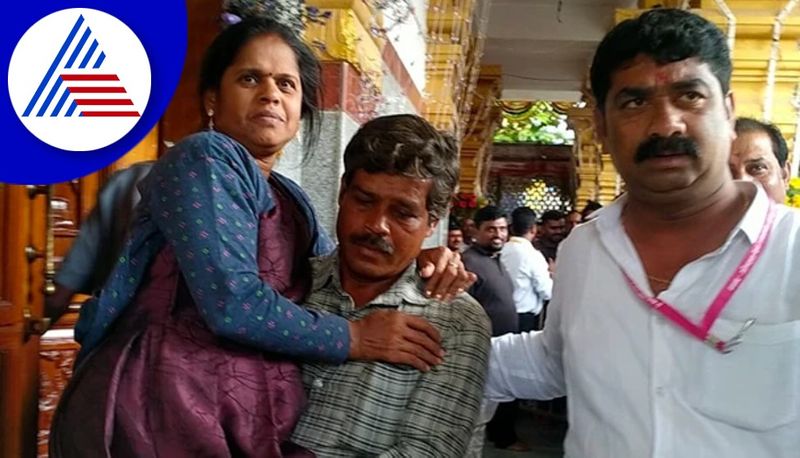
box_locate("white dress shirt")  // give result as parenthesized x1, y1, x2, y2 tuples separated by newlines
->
(485, 184, 800, 457)
(500, 236, 553, 315)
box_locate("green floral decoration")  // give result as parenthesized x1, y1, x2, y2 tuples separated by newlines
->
(493, 100, 574, 145)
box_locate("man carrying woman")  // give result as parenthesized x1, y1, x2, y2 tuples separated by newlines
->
(51, 17, 472, 457)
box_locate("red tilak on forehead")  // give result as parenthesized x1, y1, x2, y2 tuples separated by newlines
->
(655, 69, 669, 84)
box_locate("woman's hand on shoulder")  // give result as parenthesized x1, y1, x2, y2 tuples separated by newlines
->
(417, 247, 476, 302)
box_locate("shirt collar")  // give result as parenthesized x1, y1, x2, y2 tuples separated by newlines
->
(308, 250, 430, 308)
(596, 181, 769, 245)
(469, 244, 503, 258)
(737, 182, 770, 244)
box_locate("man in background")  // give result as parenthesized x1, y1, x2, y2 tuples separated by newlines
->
(730, 117, 791, 203)
(463, 206, 526, 451)
(447, 219, 466, 252)
(462, 217, 478, 246)
(533, 210, 567, 262)
(45, 161, 154, 324)
(565, 209, 582, 234)
(501, 207, 552, 332)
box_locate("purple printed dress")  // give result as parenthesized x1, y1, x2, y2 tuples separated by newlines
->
(50, 181, 315, 458)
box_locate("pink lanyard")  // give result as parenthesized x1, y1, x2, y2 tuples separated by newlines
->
(622, 201, 777, 353)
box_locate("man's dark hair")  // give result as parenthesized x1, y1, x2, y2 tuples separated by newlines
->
(199, 17, 322, 151)
(540, 210, 566, 223)
(590, 8, 731, 110)
(510, 207, 537, 236)
(580, 200, 603, 220)
(474, 206, 506, 228)
(448, 218, 462, 231)
(342, 114, 459, 222)
(735, 117, 789, 167)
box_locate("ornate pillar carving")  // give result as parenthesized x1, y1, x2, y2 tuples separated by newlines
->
(566, 105, 603, 206)
(459, 65, 502, 195)
(425, 0, 497, 195)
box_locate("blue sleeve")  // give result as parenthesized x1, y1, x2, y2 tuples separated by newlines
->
(148, 132, 349, 363)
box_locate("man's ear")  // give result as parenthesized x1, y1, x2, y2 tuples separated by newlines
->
(725, 91, 736, 138)
(725, 91, 736, 119)
(593, 107, 607, 143)
(782, 162, 791, 184)
(426, 218, 439, 238)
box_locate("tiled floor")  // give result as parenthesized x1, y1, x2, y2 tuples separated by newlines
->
(482, 406, 567, 458)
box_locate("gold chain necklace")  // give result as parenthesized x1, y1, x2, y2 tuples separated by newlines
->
(638, 191, 752, 289)
(646, 274, 672, 285)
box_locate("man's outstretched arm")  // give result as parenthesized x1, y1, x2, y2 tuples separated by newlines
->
(485, 283, 566, 402)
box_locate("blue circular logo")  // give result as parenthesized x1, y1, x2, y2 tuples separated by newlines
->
(2, 1, 186, 184)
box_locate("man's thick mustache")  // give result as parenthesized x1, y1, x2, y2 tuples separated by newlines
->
(635, 135, 699, 163)
(351, 234, 394, 255)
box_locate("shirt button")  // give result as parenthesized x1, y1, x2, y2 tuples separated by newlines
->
(312, 378, 324, 389)
(655, 387, 665, 396)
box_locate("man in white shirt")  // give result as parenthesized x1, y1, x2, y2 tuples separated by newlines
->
(500, 207, 553, 332)
(484, 8, 800, 457)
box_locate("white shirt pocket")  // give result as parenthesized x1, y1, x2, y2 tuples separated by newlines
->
(688, 318, 800, 431)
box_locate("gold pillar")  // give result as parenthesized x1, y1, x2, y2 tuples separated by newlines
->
(305, 0, 384, 86)
(425, 1, 500, 195)
(567, 104, 602, 206)
(424, 0, 478, 133)
(459, 65, 502, 195)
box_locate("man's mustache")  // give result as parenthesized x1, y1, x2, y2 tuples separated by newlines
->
(634, 135, 699, 163)
(351, 233, 394, 255)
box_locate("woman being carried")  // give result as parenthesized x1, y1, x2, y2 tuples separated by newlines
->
(50, 17, 470, 457)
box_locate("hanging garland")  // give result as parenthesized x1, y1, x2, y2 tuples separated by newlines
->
(498, 101, 535, 119)
(450, 192, 490, 220)
(221, 0, 332, 33)
(493, 101, 574, 144)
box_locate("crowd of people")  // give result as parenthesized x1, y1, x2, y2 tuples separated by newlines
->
(47, 7, 798, 458)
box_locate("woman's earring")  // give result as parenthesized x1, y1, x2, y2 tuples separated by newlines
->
(207, 109, 215, 130)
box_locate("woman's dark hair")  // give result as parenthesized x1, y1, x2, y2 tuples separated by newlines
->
(199, 17, 322, 151)
(590, 8, 731, 110)
(342, 114, 460, 222)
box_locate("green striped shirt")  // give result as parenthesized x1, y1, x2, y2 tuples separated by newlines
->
(292, 252, 491, 457)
